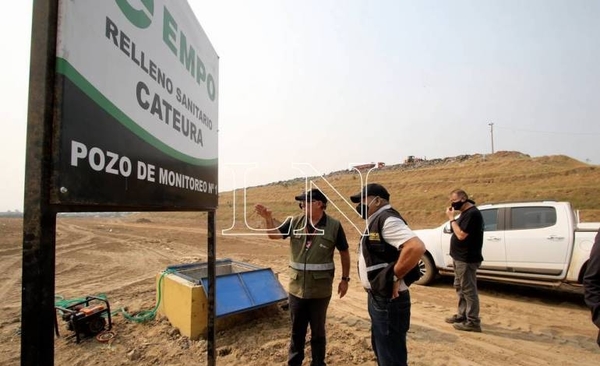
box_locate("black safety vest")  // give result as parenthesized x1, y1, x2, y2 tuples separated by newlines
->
(361, 208, 421, 297)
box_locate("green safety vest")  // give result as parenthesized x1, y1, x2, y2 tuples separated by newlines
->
(288, 214, 340, 298)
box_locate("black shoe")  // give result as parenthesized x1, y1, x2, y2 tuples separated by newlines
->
(444, 314, 466, 324)
(453, 321, 482, 332)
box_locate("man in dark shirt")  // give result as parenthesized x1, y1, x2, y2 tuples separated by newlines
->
(584, 229, 600, 347)
(444, 189, 484, 332)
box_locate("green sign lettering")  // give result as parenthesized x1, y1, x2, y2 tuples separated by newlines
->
(116, 0, 154, 29)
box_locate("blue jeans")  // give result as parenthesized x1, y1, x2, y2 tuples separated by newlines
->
(368, 290, 411, 366)
(453, 260, 481, 324)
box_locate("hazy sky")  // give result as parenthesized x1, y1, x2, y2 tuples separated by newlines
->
(2, 0, 599, 211)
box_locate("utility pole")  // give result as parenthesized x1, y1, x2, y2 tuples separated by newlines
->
(488, 122, 495, 154)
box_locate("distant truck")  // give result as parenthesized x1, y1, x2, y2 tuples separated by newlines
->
(351, 162, 385, 170)
(413, 201, 600, 291)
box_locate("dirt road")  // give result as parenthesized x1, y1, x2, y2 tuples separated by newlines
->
(1, 215, 599, 365)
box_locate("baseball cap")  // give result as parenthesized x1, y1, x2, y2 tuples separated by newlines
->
(350, 183, 390, 203)
(295, 188, 328, 203)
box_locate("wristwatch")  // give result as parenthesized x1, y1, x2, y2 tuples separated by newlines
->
(341, 276, 350, 282)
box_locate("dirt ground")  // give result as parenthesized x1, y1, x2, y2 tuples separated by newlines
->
(1, 214, 600, 365)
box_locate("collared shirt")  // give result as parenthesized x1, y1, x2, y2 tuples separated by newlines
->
(358, 204, 417, 292)
(279, 213, 349, 251)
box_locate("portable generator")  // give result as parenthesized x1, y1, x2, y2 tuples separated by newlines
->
(54, 295, 112, 343)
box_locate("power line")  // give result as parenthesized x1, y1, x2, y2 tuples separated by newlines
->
(495, 126, 600, 136)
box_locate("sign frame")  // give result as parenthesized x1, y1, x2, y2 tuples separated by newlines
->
(21, 1, 219, 365)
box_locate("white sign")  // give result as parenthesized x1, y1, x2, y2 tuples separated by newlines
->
(57, 0, 218, 163)
(53, 0, 219, 209)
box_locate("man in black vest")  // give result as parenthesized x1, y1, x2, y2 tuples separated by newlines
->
(350, 183, 425, 366)
(584, 228, 600, 347)
(444, 189, 484, 332)
(255, 188, 350, 366)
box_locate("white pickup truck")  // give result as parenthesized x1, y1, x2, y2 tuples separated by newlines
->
(414, 201, 600, 291)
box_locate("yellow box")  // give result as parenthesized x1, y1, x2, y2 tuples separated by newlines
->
(156, 261, 287, 340)
(157, 272, 207, 340)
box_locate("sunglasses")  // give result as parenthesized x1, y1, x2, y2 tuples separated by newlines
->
(298, 201, 319, 209)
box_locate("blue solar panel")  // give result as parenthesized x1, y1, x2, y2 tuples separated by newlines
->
(200, 268, 288, 317)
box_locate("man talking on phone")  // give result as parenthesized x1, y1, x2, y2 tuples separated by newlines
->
(444, 189, 484, 332)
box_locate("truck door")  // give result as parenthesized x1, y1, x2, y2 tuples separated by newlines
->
(440, 207, 506, 270)
(504, 206, 570, 276)
(480, 208, 507, 271)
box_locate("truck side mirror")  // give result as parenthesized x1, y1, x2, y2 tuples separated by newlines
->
(443, 222, 452, 234)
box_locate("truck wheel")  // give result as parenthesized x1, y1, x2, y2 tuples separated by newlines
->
(414, 254, 436, 286)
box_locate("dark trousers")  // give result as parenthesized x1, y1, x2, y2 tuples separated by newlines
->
(288, 294, 331, 366)
(368, 290, 411, 366)
(453, 260, 481, 324)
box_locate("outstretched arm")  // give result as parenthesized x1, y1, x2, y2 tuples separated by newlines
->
(254, 204, 284, 239)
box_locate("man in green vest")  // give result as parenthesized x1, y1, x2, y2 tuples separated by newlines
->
(255, 188, 351, 366)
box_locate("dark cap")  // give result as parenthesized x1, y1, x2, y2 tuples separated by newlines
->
(350, 183, 390, 203)
(295, 188, 328, 203)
